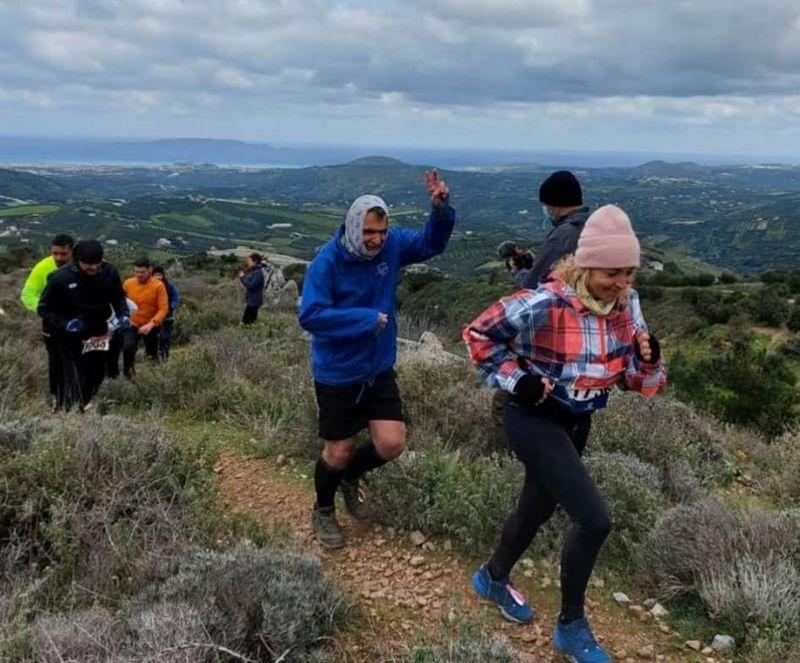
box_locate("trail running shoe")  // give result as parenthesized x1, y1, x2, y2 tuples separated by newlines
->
(471, 564, 533, 624)
(340, 478, 370, 519)
(553, 617, 611, 663)
(311, 506, 346, 548)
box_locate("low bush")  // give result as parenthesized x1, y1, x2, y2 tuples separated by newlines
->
(30, 547, 351, 663)
(643, 497, 800, 641)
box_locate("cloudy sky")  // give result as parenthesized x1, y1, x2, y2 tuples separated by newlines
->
(2, 0, 800, 156)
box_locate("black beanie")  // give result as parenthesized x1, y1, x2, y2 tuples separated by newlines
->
(74, 239, 104, 264)
(539, 170, 583, 207)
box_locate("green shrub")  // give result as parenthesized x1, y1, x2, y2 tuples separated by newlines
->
(370, 444, 522, 550)
(591, 392, 733, 494)
(584, 452, 665, 566)
(644, 498, 800, 639)
(397, 363, 498, 458)
(30, 548, 351, 663)
(0, 415, 266, 611)
(398, 619, 521, 662)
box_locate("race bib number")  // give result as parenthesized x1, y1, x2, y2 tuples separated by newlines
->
(82, 334, 110, 354)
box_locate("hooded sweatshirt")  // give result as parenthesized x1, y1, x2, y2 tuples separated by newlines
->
(299, 195, 455, 385)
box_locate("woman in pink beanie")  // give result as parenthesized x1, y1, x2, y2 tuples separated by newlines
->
(462, 204, 666, 663)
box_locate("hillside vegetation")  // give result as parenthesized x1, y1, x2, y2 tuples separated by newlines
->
(1, 256, 800, 660)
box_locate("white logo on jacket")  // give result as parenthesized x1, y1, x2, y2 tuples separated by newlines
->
(376, 262, 389, 276)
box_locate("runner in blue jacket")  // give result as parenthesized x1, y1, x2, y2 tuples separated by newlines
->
(299, 169, 455, 547)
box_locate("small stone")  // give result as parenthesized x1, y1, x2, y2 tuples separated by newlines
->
(650, 603, 669, 619)
(639, 611, 653, 623)
(629, 604, 645, 616)
(706, 658, 715, 663)
(613, 592, 631, 607)
(637, 644, 654, 658)
(275, 454, 286, 465)
(422, 541, 435, 551)
(443, 539, 452, 551)
(686, 640, 702, 652)
(643, 598, 657, 609)
(613, 649, 628, 659)
(521, 558, 535, 569)
(702, 647, 713, 655)
(523, 570, 533, 578)
(409, 556, 425, 567)
(711, 634, 735, 652)
(540, 577, 552, 588)
(416, 596, 429, 607)
(659, 625, 670, 634)
(410, 531, 426, 546)
(590, 576, 605, 588)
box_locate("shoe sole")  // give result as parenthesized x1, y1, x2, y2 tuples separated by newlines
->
(315, 537, 346, 549)
(553, 643, 609, 663)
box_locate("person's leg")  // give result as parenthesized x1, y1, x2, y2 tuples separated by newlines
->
(122, 328, 139, 377)
(79, 351, 106, 410)
(345, 420, 405, 481)
(143, 328, 159, 361)
(59, 337, 84, 412)
(311, 379, 365, 547)
(490, 389, 510, 453)
(317, 438, 357, 507)
(346, 370, 406, 481)
(43, 333, 60, 399)
(159, 319, 174, 360)
(52, 336, 74, 411)
(106, 330, 122, 379)
(242, 305, 257, 325)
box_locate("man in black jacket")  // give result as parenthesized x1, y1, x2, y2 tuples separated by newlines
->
(520, 171, 589, 289)
(492, 171, 590, 452)
(38, 240, 129, 412)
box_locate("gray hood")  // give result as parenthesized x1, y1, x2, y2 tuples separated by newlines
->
(342, 194, 389, 260)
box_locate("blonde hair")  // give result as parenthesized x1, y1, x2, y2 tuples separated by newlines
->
(551, 254, 632, 306)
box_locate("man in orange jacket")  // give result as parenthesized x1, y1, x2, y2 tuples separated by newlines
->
(121, 257, 168, 378)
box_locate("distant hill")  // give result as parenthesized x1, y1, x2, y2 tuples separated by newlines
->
(0, 169, 70, 202)
(344, 156, 411, 167)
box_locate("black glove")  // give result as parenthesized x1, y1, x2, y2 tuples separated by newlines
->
(634, 333, 661, 364)
(513, 374, 547, 405)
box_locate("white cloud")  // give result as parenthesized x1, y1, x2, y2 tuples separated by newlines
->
(214, 66, 255, 90)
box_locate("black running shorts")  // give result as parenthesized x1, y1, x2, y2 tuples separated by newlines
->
(314, 369, 405, 441)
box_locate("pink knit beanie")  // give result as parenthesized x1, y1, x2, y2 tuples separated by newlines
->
(575, 204, 640, 268)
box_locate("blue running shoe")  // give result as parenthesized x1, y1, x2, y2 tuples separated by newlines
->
(471, 565, 533, 624)
(553, 617, 611, 663)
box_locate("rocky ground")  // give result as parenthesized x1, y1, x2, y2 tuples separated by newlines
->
(214, 452, 735, 663)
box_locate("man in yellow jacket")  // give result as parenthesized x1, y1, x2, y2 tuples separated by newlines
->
(121, 257, 168, 378)
(20, 234, 75, 405)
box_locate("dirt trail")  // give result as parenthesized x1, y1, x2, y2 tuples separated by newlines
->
(214, 452, 710, 663)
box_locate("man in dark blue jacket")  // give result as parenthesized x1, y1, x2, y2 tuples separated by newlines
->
(238, 253, 265, 325)
(299, 170, 455, 547)
(38, 240, 129, 412)
(520, 170, 589, 289)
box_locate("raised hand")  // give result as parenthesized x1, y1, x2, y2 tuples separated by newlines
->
(424, 169, 450, 208)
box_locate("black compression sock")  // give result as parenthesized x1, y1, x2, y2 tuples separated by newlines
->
(344, 440, 388, 481)
(314, 457, 345, 509)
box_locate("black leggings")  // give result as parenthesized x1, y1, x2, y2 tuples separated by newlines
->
(242, 305, 259, 325)
(487, 399, 610, 618)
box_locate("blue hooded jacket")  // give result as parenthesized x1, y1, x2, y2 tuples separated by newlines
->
(299, 202, 455, 386)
